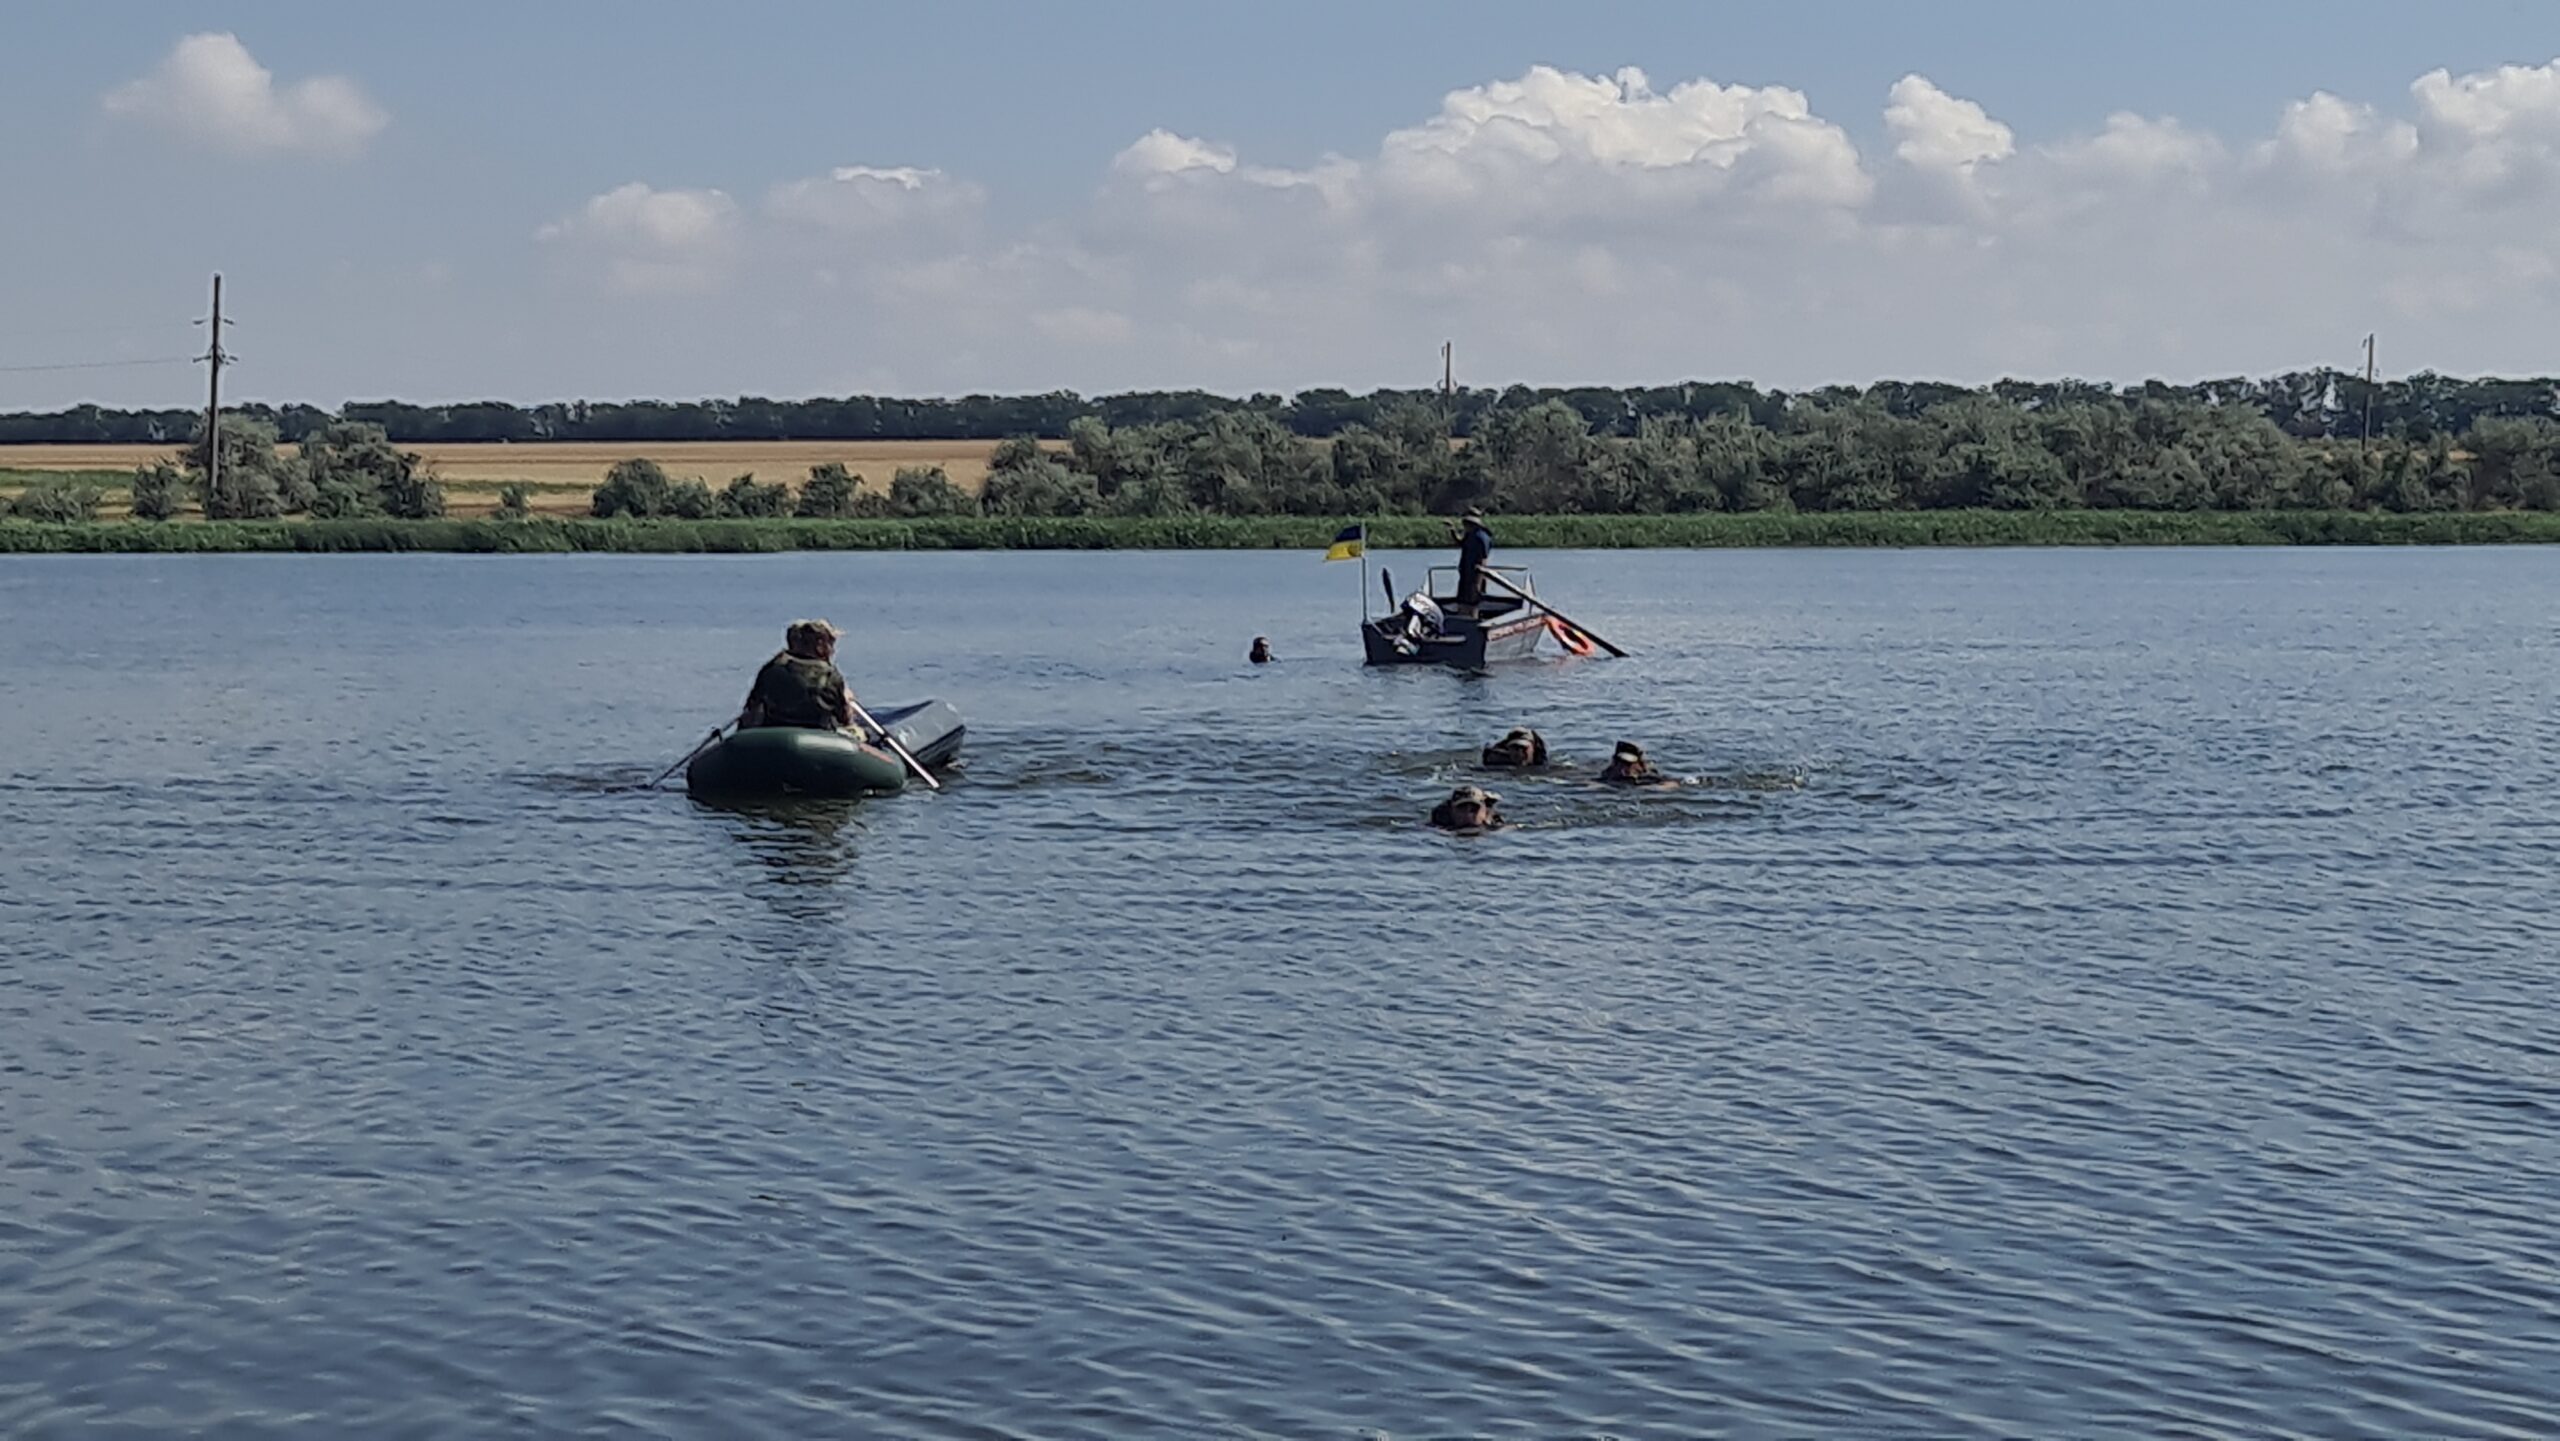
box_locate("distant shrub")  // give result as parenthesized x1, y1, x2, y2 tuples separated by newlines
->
(496, 483, 532, 518)
(188, 416, 287, 519)
(979, 455, 1100, 516)
(667, 479, 718, 519)
(7, 478, 103, 522)
(127, 462, 185, 521)
(796, 461, 862, 518)
(887, 464, 974, 517)
(307, 472, 381, 519)
(719, 472, 792, 518)
(592, 458, 673, 517)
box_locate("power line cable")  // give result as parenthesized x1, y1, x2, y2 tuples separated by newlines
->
(0, 355, 197, 375)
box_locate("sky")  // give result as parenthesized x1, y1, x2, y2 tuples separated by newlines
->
(5, 0, 2560, 409)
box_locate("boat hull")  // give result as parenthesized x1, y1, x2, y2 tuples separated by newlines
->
(1361, 609, 1548, 668)
(685, 699, 964, 800)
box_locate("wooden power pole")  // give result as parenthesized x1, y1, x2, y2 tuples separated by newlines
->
(2360, 332, 2376, 458)
(1441, 341, 1453, 404)
(197, 273, 231, 494)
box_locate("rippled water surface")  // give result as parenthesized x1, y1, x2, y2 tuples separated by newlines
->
(5, 548, 2559, 1438)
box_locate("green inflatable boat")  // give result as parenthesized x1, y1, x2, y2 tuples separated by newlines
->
(684, 699, 965, 801)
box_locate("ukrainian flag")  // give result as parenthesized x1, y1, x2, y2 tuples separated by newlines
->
(1322, 523, 1366, 562)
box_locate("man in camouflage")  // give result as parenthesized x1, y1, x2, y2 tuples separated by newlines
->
(740, 619, 857, 731)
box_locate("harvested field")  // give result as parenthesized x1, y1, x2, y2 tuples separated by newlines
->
(0, 440, 1032, 517)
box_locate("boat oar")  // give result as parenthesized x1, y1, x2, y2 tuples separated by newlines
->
(648, 724, 728, 788)
(848, 699, 942, 791)
(1481, 571, 1629, 658)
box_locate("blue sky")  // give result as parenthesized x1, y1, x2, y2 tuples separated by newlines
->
(5, 1, 2560, 407)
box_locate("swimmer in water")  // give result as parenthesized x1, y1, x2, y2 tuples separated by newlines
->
(1428, 784, 1508, 833)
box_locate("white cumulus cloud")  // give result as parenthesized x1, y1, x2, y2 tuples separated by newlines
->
(1112, 130, 1239, 180)
(766, 165, 986, 236)
(1885, 75, 2014, 173)
(537, 183, 740, 294)
(102, 32, 386, 159)
(521, 56, 2560, 393)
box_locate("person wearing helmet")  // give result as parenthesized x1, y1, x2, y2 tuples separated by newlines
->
(739, 618, 857, 731)
(1429, 784, 1509, 833)
(1599, 740, 1667, 786)
(1481, 727, 1548, 769)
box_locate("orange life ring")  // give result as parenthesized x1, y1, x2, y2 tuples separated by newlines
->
(1547, 617, 1595, 656)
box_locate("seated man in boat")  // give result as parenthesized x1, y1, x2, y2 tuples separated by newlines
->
(1429, 784, 1508, 833)
(1599, 740, 1670, 787)
(1481, 727, 1548, 769)
(739, 618, 858, 731)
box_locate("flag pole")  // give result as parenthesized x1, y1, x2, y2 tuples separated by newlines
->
(1359, 522, 1370, 623)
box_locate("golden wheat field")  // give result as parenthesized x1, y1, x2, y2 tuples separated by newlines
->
(0, 439, 1024, 517)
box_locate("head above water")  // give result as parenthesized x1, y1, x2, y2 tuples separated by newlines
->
(786, 618, 842, 659)
(1611, 741, 1647, 765)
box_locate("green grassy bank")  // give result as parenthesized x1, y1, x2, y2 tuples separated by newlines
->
(8, 510, 2560, 554)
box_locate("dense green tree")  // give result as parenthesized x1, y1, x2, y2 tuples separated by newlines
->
(794, 461, 862, 518)
(981, 454, 1101, 516)
(592, 458, 674, 517)
(127, 461, 185, 521)
(886, 465, 974, 517)
(185, 416, 285, 519)
(6, 477, 103, 521)
(302, 421, 443, 519)
(718, 472, 792, 518)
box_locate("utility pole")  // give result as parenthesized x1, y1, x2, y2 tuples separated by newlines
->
(2360, 332, 2376, 458)
(196, 273, 231, 495)
(1441, 340, 1453, 404)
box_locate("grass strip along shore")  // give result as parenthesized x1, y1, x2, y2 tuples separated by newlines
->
(9, 510, 2560, 554)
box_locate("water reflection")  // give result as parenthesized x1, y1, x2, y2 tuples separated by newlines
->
(701, 797, 868, 915)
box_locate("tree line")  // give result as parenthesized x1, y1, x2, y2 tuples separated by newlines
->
(8, 369, 2560, 446)
(22, 386, 2560, 524)
(582, 400, 2560, 519)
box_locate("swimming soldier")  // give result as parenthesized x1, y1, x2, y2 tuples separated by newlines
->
(1249, 636, 1274, 664)
(1598, 740, 1669, 786)
(1481, 727, 1549, 769)
(1429, 784, 1509, 833)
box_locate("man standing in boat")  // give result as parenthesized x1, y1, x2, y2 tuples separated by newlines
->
(1449, 508, 1495, 613)
(740, 618, 858, 731)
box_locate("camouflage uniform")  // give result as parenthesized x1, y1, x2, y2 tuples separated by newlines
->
(743, 652, 849, 730)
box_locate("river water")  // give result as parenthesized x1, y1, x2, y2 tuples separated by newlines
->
(2, 547, 2556, 1438)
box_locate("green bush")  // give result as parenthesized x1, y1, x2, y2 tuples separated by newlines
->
(667, 479, 717, 519)
(719, 472, 793, 518)
(592, 458, 674, 517)
(496, 483, 532, 518)
(187, 416, 287, 519)
(795, 462, 862, 518)
(887, 465, 974, 517)
(7, 478, 104, 522)
(981, 455, 1100, 516)
(128, 462, 185, 521)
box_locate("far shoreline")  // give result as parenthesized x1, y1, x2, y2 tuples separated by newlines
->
(7, 511, 2560, 554)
